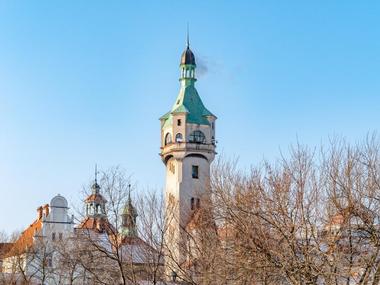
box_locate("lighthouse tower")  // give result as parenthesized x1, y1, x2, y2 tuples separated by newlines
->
(160, 40, 217, 275)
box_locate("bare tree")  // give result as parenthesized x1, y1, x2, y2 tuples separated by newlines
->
(204, 135, 380, 285)
(70, 166, 167, 285)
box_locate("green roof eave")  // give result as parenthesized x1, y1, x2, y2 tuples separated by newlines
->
(160, 79, 216, 128)
(172, 105, 189, 114)
(162, 115, 172, 129)
(159, 111, 171, 121)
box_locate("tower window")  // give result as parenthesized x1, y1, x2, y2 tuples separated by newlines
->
(196, 198, 200, 209)
(191, 198, 195, 210)
(59, 233, 63, 241)
(52, 232, 56, 241)
(175, 133, 183, 142)
(192, 165, 199, 179)
(165, 133, 172, 145)
(177, 119, 181, 126)
(189, 130, 206, 144)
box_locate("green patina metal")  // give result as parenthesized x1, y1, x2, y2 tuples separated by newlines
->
(160, 59, 215, 128)
(121, 190, 138, 238)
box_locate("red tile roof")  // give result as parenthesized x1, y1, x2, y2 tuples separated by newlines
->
(85, 193, 107, 203)
(6, 218, 42, 257)
(77, 216, 115, 234)
(0, 243, 13, 259)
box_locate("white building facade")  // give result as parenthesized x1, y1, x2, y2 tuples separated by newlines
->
(2, 194, 74, 284)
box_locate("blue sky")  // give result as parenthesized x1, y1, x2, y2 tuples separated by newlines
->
(0, 1, 379, 233)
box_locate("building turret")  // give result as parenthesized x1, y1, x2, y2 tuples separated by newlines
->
(77, 166, 114, 234)
(121, 185, 138, 238)
(85, 167, 107, 218)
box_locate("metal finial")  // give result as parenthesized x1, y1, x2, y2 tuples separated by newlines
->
(128, 184, 132, 202)
(92, 164, 100, 195)
(95, 164, 98, 183)
(186, 22, 190, 48)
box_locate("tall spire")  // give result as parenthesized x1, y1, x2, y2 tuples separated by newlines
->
(128, 183, 131, 203)
(180, 24, 195, 67)
(95, 164, 98, 184)
(121, 184, 138, 238)
(180, 25, 196, 84)
(187, 23, 190, 48)
(92, 164, 100, 195)
(86, 164, 107, 218)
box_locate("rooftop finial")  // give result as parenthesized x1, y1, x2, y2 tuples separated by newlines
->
(186, 22, 190, 48)
(128, 184, 132, 203)
(91, 164, 101, 195)
(95, 164, 98, 183)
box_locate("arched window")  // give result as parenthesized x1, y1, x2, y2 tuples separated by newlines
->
(189, 130, 206, 144)
(165, 133, 172, 145)
(175, 133, 183, 142)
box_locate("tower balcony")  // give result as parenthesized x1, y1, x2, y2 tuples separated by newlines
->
(160, 141, 216, 161)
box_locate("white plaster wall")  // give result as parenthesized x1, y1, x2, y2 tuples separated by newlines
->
(179, 156, 210, 225)
(42, 206, 73, 241)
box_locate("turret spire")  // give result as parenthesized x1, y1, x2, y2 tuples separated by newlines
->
(121, 184, 138, 238)
(180, 29, 196, 84)
(86, 164, 107, 218)
(128, 183, 131, 203)
(95, 164, 98, 183)
(187, 23, 190, 48)
(92, 164, 100, 195)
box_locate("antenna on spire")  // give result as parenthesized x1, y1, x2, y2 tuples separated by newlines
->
(186, 22, 190, 48)
(128, 184, 132, 202)
(94, 164, 98, 183)
(92, 164, 100, 195)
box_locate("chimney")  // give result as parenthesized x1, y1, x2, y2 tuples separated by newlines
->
(43, 204, 49, 217)
(37, 206, 43, 220)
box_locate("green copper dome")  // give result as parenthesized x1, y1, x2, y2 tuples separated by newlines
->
(121, 191, 138, 238)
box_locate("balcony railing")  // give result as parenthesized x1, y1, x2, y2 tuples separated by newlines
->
(160, 141, 216, 155)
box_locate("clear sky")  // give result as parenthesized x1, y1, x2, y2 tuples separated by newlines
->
(0, 1, 379, 234)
